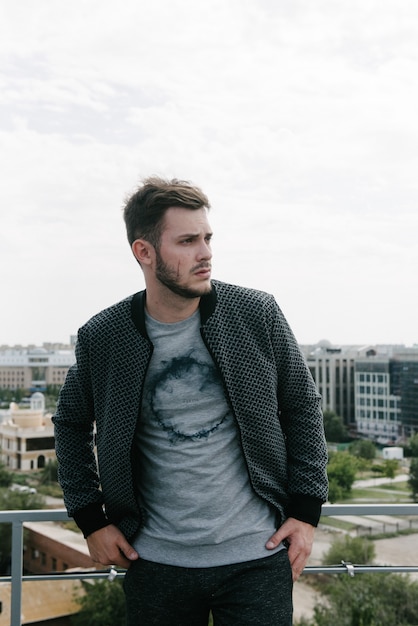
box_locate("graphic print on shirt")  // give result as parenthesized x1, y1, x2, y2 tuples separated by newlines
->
(144, 350, 229, 444)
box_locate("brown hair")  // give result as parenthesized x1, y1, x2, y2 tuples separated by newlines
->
(123, 177, 210, 248)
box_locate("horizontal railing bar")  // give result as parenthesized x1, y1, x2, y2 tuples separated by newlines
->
(2, 503, 418, 524)
(2, 564, 418, 585)
(305, 565, 418, 575)
(0, 509, 69, 522)
(0, 570, 124, 583)
(321, 503, 418, 516)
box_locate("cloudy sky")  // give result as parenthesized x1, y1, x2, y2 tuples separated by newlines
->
(1, 0, 417, 347)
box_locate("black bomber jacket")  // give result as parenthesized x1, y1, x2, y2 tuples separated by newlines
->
(53, 280, 328, 540)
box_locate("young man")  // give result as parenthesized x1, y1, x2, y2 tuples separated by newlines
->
(53, 177, 328, 625)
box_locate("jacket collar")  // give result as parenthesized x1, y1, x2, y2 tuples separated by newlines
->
(130, 282, 218, 336)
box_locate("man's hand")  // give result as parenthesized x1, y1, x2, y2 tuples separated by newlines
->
(86, 524, 139, 569)
(266, 517, 315, 581)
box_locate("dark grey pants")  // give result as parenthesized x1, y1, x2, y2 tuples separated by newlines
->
(123, 549, 293, 625)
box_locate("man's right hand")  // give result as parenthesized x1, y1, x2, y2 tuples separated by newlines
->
(86, 524, 139, 569)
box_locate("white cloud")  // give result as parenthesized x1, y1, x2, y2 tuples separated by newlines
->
(0, 0, 417, 346)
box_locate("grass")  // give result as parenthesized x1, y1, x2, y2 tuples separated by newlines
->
(379, 481, 409, 491)
(344, 480, 412, 504)
(320, 516, 357, 531)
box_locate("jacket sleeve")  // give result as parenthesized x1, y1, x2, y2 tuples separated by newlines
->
(52, 327, 110, 537)
(270, 299, 328, 526)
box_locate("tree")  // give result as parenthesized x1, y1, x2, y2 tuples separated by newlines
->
(40, 459, 59, 485)
(297, 534, 418, 626)
(323, 411, 348, 443)
(327, 479, 344, 504)
(382, 458, 398, 479)
(0, 458, 12, 488)
(72, 579, 126, 626)
(409, 458, 418, 502)
(327, 452, 357, 502)
(306, 573, 418, 626)
(349, 439, 376, 461)
(0, 388, 25, 404)
(322, 535, 375, 567)
(408, 433, 418, 458)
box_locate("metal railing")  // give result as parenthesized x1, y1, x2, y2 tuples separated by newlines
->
(1, 504, 418, 625)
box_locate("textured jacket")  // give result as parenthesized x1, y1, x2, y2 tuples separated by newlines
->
(53, 280, 328, 541)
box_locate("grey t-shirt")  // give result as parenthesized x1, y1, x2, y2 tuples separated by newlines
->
(133, 310, 282, 567)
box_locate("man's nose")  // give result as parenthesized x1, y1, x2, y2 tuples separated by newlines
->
(197, 240, 212, 260)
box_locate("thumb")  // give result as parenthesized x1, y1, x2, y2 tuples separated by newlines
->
(266, 527, 286, 550)
(118, 537, 139, 561)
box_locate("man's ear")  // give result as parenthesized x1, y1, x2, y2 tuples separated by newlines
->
(132, 239, 154, 266)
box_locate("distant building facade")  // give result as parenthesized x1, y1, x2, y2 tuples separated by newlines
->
(355, 349, 418, 442)
(24, 521, 96, 575)
(0, 393, 55, 470)
(302, 341, 359, 429)
(355, 357, 402, 443)
(303, 341, 418, 444)
(0, 344, 75, 393)
(390, 350, 418, 438)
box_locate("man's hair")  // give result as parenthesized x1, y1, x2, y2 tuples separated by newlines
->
(123, 176, 210, 248)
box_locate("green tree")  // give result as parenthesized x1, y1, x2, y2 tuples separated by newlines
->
(408, 433, 418, 458)
(409, 458, 418, 502)
(322, 535, 375, 566)
(382, 458, 398, 479)
(44, 385, 62, 410)
(327, 452, 357, 502)
(40, 459, 59, 485)
(327, 479, 344, 504)
(72, 579, 126, 626)
(0, 388, 25, 404)
(0, 457, 12, 488)
(323, 411, 348, 443)
(349, 439, 376, 461)
(307, 573, 418, 626)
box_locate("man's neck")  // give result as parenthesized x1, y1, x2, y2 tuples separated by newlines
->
(144, 289, 200, 323)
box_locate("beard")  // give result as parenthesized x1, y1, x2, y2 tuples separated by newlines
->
(155, 249, 212, 299)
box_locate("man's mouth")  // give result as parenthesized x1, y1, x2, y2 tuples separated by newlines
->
(192, 264, 211, 275)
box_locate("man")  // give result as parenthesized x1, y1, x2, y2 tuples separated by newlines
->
(53, 177, 328, 625)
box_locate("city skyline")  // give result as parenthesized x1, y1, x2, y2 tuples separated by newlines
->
(1, 1, 417, 347)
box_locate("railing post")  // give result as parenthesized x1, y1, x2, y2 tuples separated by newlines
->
(10, 518, 24, 626)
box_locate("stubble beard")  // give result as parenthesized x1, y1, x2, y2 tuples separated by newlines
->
(155, 249, 212, 299)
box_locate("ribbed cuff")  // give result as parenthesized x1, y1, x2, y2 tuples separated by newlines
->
(73, 502, 111, 538)
(286, 494, 324, 527)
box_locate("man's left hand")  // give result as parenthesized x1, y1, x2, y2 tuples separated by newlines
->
(266, 517, 315, 581)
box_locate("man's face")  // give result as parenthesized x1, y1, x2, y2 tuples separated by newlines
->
(154, 207, 213, 299)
